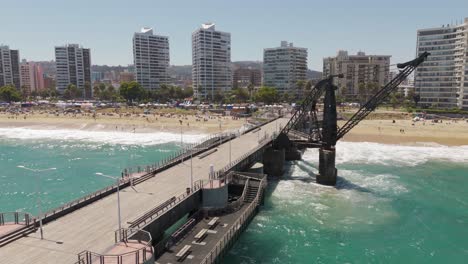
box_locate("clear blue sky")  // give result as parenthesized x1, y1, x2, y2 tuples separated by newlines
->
(2, 0, 467, 70)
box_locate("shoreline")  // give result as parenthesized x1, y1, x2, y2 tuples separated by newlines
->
(0, 116, 467, 147)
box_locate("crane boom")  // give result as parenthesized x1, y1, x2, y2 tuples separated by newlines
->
(279, 75, 340, 136)
(336, 52, 430, 140)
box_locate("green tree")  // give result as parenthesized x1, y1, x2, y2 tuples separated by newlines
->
(119, 81, 145, 102)
(358, 83, 368, 103)
(305, 80, 313, 91)
(247, 84, 255, 101)
(84, 82, 92, 99)
(63, 84, 82, 100)
(296, 80, 306, 99)
(231, 88, 249, 103)
(389, 92, 399, 109)
(282, 92, 290, 103)
(254, 86, 279, 104)
(0, 85, 22, 103)
(93, 84, 100, 99)
(213, 91, 224, 103)
(21, 85, 30, 101)
(183, 87, 194, 98)
(367, 82, 380, 97)
(157, 84, 171, 102)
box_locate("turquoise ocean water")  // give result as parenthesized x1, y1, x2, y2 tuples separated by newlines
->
(0, 128, 467, 263)
(224, 142, 468, 263)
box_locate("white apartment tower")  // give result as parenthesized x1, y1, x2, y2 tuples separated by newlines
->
(263, 41, 308, 96)
(415, 18, 468, 109)
(0, 45, 21, 89)
(192, 23, 232, 100)
(133, 27, 170, 90)
(55, 44, 91, 93)
(323, 51, 391, 99)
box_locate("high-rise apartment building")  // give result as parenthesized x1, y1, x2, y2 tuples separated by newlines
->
(20, 61, 45, 93)
(133, 27, 169, 90)
(263, 41, 307, 96)
(323, 50, 391, 98)
(0, 45, 21, 89)
(415, 18, 468, 109)
(192, 23, 232, 100)
(233, 67, 262, 89)
(55, 44, 91, 94)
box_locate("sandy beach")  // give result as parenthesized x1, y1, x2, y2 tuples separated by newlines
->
(340, 119, 468, 146)
(0, 111, 248, 134)
(1, 110, 467, 146)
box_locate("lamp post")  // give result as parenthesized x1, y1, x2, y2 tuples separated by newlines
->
(95, 172, 122, 240)
(229, 133, 232, 164)
(17, 165, 57, 240)
(218, 120, 222, 147)
(180, 124, 183, 147)
(187, 146, 209, 190)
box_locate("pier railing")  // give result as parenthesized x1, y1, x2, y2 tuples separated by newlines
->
(212, 132, 276, 179)
(40, 178, 130, 225)
(127, 180, 205, 232)
(125, 116, 281, 186)
(23, 116, 280, 240)
(77, 229, 153, 264)
(0, 212, 34, 226)
(199, 174, 268, 264)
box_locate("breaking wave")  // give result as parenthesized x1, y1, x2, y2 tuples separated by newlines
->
(0, 127, 206, 145)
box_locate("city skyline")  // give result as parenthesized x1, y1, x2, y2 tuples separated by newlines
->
(2, 0, 467, 70)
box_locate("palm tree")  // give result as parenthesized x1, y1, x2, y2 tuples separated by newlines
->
(247, 83, 254, 101)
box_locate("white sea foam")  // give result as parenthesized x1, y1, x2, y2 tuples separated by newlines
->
(302, 141, 468, 166)
(0, 127, 206, 145)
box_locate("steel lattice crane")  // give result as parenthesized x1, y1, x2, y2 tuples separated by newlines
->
(276, 51, 429, 147)
(273, 51, 430, 186)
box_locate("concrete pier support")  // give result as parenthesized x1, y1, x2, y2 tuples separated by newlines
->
(317, 148, 337, 186)
(263, 147, 285, 177)
(285, 146, 301, 161)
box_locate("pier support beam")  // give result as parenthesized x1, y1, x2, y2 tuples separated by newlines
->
(263, 147, 285, 177)
(317, 148, 337, 186)
(285, 146, 301, 161)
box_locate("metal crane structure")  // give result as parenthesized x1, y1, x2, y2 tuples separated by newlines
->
(272, 51, 430, 186)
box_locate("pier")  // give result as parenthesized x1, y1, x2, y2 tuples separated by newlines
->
(0, 117, 287, 263)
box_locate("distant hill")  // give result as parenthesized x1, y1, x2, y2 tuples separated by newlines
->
(307, 70, 322, 80)
(168, 65, 192, 77)
(91, 65, 128, 74)
(232, 61, 262, 70)
(87, 62, 322, 81)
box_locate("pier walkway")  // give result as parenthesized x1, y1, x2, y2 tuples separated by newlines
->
(0, 118, 286, 264)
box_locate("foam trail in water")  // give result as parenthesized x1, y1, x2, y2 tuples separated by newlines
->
(0, 127, 206, 145)
(302, 141, 468, 166)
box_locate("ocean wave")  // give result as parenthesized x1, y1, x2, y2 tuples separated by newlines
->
(302, 141, 468, 166)
(0, 127, 206, 145)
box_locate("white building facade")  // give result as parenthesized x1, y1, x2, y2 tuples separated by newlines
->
(263, 41, 307, 97)
(55, 44, 91, 94)
(192, 23, 232, 100)
(415, 18, 468, 109)
(0, 45, 21, 89)
(133, 27, 170, 90)
(323, 51, 391, 99)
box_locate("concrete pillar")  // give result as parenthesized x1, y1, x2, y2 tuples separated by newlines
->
(263, 147, 285, 177)
(285, 146, 301, 161)
(202, 184, 228, 209)
(317, 148, 337, 186)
